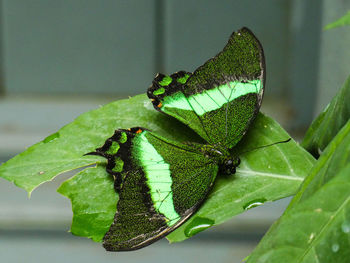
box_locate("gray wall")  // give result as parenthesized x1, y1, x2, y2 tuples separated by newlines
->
(2, 0, 290, 97)
(317, 0, 350, 114)
(162, 0, 290, 98)
(2, 0, 336, 128)
(2, 1, 156, 95)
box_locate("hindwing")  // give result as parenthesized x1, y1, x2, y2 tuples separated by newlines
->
(91, 128, 218, 251)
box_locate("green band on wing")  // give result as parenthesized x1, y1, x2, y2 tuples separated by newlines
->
(135, 132, 180, 226)
(162, 79, 262, 116)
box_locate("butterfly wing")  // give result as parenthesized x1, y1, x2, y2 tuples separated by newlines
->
(148, 27, 265, 148)
(90, 128, 218, 251)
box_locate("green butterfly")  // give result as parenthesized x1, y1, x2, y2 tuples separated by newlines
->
(88, 27, 265, 251)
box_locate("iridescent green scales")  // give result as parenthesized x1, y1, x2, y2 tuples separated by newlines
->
(105, 141, 120, 155)
(177, 74, 190, 84)
(112, 157, 123, 173)
(88, 27, 265, 251)
(133, 131, 179, 226)
(161, 79, 262, 115)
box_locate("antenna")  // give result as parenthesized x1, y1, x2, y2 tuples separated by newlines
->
(239, 138, 291, 155)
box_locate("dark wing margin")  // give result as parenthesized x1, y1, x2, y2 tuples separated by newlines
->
(88, 128, 218, 251)
(147, 27, 265, 148)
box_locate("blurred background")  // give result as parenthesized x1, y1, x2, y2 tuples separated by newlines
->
(0, 1, 350, 262)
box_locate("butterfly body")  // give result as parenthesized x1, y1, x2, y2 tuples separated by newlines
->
(188, 142, 241, 175)
(88, 27, 265, 251)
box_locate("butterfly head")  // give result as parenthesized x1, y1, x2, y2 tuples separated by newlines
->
(219, 156, 240, 176)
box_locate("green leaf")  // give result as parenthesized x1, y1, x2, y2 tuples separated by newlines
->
(167, 114, 315, 242)
(302, 75, 350, 157)
(324, 10, 350, 30)
(0, 93, 315, 244)
(0, 94, 199, 194)
(292, 120, 350, 209)
(57, 165, 117, 242)
(248, 165, 350, 262)
(247, 121, 350, 262)
(56, 112, 314, 244)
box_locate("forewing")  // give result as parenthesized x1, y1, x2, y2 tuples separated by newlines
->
(90, 128, 218, 251)
(148, 27, 265, 148)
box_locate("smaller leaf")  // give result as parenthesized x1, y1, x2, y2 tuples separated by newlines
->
(324, 10, 350, 30)
(57, 165, 117, 242)
(247, 165, 350, 263)
(247, 121, 350, 262)
(302, 75, 350, 157)
(293, 120, 350, 208)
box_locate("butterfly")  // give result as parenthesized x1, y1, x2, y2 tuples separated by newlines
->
(88, 27, 265, 251)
